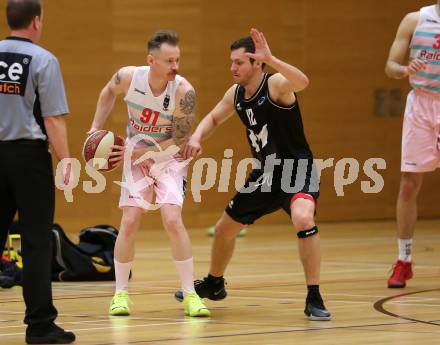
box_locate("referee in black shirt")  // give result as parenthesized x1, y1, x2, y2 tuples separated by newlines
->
(0, 0, 75, 343)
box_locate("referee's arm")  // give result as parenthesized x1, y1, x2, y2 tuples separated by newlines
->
(44, 115, 70, 161)
(38, 54, 72, 183)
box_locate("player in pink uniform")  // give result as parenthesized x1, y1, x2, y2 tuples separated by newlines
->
(385, 2, 440, 288)
(88, 30, 209, 316)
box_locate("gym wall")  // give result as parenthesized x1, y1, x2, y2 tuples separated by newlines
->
(0, 0, 438, 230)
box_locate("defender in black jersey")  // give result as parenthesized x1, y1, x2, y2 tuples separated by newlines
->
(178, 28, 330, 320)
(230, 71, 319, 224)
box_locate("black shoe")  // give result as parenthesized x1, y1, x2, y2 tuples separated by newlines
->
(304, 294, 331, 321)
(174, 276, 227, 302)
(26, 324, 75, 344)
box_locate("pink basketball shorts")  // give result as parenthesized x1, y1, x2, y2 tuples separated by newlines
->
(401, 89, 440, 172)
(119, 158, 187, 210)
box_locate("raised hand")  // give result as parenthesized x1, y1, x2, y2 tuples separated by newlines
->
(245, 28, 273, 64)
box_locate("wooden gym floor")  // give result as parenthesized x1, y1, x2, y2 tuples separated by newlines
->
(1, 219, 439, 344)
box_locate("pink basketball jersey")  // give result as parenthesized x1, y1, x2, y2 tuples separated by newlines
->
(409, 5, 440, 94)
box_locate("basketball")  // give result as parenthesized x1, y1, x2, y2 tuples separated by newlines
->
(82, 130, 125, 172)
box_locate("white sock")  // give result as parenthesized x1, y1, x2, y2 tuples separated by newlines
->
(398, 239, 413, 262)
(115, 259, 133, 293)
(174, 257, 195, 296)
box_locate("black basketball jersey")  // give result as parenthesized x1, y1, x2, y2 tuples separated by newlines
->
(234, 73, 313, 163)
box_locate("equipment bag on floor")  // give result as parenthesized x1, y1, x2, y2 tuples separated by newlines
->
(51, 224, 118, 281)
(0, 257, 21, 288)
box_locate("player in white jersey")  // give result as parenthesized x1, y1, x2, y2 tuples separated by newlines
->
(385, 2, 440, 288)
(88, 30, 209, 317)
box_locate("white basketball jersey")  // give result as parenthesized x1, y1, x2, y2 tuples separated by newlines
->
(124, 66, 184, 147)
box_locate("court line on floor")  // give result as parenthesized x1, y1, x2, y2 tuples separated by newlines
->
(374, 288, 440, 326)
(231, 288, 440, 301)
(3, 308, 440, 341)
(0, 319, 206, 337)
(91, 318, 440, 345)
(3, 275, 439, 306)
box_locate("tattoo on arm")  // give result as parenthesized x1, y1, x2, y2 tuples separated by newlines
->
(172, 116, 194, 145)
(179, 90, 195, 115)
(114, 69, 122, 85)
(173, 90, 196, 145)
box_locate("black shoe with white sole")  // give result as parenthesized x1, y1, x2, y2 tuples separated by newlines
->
(175, 275, 227, 302)
(304, 294, 331, 321)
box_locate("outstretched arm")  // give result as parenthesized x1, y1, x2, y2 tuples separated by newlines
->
(385, 12, 426, 79)
(182, 85, 236, 159)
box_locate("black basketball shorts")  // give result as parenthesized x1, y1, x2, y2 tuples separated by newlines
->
(225, 164, 319, 225)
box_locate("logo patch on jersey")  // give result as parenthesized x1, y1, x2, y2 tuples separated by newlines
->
(0, 52, 32, 96)
(257, 96, 266, 106)
(163, 94, 170, 111)
(248, 124, 268, 153)
(236, 102, 242, 111)
(134, 88, 146, 95)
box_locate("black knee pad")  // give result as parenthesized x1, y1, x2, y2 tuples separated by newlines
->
(297, 226, 318, 239)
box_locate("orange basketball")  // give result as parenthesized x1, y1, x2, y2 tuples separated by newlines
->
(82, 130, 125, 172)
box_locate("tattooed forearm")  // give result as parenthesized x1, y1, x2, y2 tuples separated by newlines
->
(172, 114, 195, 145)
(179, 90, 195, 115)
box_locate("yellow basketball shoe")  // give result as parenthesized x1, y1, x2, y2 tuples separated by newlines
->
(109, 290, 131, 316)
(182, 291, 211, 317)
